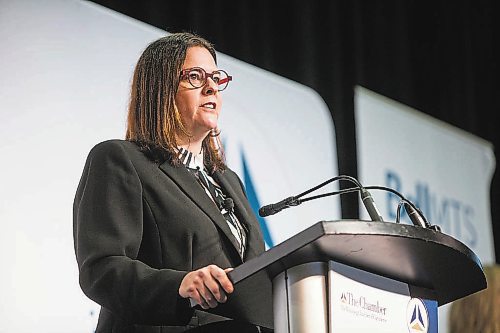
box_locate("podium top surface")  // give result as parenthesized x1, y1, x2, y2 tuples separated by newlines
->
(229, 220, 486, 306)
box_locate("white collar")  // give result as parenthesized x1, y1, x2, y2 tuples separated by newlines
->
(178, 147, 204, 170)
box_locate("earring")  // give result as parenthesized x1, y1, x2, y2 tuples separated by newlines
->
(210, 128, 221, 137)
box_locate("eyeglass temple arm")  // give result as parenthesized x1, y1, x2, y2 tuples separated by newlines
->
(218, 76, 232, 84)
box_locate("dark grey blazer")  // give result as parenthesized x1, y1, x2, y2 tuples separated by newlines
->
(73, 140, 267, 332)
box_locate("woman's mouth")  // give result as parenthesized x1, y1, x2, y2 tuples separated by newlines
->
(200, 102, 216, 110)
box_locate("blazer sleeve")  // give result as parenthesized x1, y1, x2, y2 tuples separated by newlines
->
(73, 141, 193, 325)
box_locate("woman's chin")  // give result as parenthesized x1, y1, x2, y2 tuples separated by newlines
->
(200, 121, 219, 133)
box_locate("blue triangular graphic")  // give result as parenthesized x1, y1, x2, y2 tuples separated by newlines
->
(241, 151, 274, 248)
(411, 304, 426, 329)
(411, 306, 417, 323)
(417, 306, 424, 327)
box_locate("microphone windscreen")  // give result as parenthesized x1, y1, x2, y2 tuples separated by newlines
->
(224, 198, 234, 210)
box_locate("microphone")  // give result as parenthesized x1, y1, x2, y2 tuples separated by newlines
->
(222, 198, 234, 212)
(258, 175, 356, 217)
(404, 202, 426, 228)
(402, 201, 440, 230)
(258, 196, 300, 217)
(366, 186, 440, 231)
(219, 198, 234, 213)
(360, 188, 384, 222)
(258, 175, 385, 222)
(257, 176, 439, 231)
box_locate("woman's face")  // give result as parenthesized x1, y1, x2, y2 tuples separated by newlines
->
(175, 46, 222, 142)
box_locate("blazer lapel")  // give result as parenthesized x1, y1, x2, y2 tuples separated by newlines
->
(158, 161, 243, 258)
(213, 170, 264, 260)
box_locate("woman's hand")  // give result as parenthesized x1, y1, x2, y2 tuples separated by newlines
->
(179, 265, 234, 309)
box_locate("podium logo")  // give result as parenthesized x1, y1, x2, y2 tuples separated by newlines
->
(406, 298, 428, 333)
(340, 292, 387, 315)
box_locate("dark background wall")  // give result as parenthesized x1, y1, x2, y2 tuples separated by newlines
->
(88, 0, 500, 263)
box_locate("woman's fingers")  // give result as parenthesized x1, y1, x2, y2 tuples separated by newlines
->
(210, 265, 234, 295)
(179, 265, 234, 309)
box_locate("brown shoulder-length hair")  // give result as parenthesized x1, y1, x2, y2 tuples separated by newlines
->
(126, 32, 225, 172)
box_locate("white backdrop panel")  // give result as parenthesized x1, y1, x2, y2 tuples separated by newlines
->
(355, 85, 496, 333)
(0, 0, 338, 331)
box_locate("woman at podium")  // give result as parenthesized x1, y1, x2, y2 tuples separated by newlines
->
(73, 32, 269, 332)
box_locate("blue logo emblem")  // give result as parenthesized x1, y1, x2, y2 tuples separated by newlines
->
(406, 298, 428, 333)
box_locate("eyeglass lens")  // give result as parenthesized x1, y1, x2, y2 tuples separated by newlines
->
(185, 68, 231, 91)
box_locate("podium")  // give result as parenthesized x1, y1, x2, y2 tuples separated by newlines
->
(210, 220, 486, 332)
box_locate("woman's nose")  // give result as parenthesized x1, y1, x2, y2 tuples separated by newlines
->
(202, 77, 218, 95)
